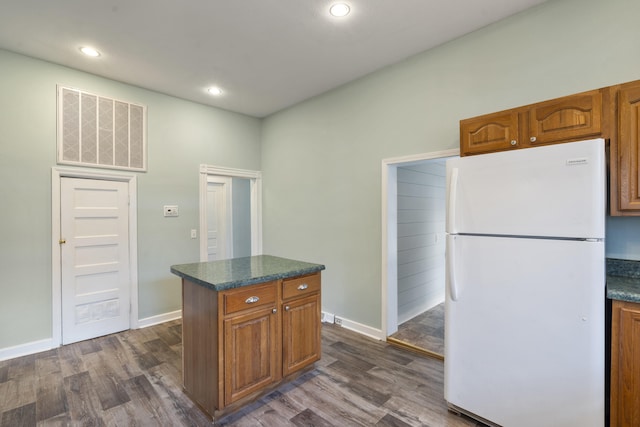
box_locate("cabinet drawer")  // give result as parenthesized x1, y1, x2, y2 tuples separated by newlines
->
(223, 282, 276, 315)
(282, 273, 320, 300)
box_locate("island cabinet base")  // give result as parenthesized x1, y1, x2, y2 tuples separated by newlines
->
(180, 271, 322, 420)
(181, 279, 220, 417)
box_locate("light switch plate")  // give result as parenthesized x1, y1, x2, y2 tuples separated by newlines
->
(163, 205, 179, 217)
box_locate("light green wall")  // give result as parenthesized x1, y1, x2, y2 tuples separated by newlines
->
(261, 0, 640, 329)
(0, 49, 261, 349)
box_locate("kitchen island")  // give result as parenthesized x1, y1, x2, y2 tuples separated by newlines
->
(171, 255, 325, 420)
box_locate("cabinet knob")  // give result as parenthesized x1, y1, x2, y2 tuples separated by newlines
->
(510, 140, 517, 146)
(285, 306, 290, 311)
(530, 136, 537, 142)
(272, 308, 277, 314)
(297, 283, 308, 291)
(245, 296, 260, 304)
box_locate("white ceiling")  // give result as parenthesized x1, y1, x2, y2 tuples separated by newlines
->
(0, 0, 550, 118)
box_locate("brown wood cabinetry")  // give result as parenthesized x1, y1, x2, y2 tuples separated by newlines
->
(460, 110, 520, 155)
(610, 299, 640, 427)
(181, 271, 322, 420)
(611, 81, 640, 215)
(526, 90, 603, 146)
(460, 89, 605, 156)
(223, 290, 278, 405)
(281, 273, 321, 376)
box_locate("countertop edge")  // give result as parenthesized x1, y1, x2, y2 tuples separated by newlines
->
(607, 275, 640, 304)
(171, 264, 325, 292)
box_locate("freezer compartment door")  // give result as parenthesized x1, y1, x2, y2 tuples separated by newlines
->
(444, 234, 604, 427)
(446, 138, 605, 239)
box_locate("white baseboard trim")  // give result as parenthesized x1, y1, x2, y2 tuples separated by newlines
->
(333, 315, 384, 341)
(0, 311, 183, 362)
(137, 310, 182, 329)
(321, 310, 335, 323)
(0, 338, 55, 362)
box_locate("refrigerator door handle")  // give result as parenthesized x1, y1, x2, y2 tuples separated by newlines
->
(447, 235, 459, 301)
(447, 167, 459, 234)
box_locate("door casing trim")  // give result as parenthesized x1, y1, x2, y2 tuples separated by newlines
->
(51, 167, 138, 347)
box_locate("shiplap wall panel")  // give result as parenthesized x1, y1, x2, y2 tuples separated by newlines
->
(397, 160, 446, 324)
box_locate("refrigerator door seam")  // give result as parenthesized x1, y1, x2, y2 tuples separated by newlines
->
(455, 233, 603, 242)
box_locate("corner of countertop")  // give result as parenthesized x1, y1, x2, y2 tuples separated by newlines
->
(607, 258, 640, 303)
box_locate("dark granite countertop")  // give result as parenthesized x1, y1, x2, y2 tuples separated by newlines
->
(607, 258, 640, 303)
(170, 255, 325, 291)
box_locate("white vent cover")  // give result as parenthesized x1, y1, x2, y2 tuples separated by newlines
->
(57, 86, 147, 171)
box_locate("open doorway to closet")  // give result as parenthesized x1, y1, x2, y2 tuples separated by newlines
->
(381, 149, 458, 360)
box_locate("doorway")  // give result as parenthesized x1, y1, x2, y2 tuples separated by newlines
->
(199, 165, 262, 261)
(52, 168, 138, 347)
(381, 149, 458, 359)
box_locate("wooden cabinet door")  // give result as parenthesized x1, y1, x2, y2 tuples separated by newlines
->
(223, 306, 278, 405)
(527, 90, 602, 146)
(617, 84, 640, 212)
(282, 293, 321, 376)
(460, 110, 519, 156)
(611, 300, 640, 427)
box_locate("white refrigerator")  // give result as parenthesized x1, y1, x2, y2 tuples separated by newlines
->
(444, 139, 605, 427)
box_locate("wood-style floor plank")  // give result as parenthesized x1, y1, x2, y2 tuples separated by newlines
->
(0, 321, 483, 426)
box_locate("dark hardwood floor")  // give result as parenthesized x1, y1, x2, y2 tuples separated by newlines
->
(0, 319, 480, 426)
(388, 303, 445, 359)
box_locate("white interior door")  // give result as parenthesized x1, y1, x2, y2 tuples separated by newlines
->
(207, 176, 232, 261)
(60, 177, 131, 344)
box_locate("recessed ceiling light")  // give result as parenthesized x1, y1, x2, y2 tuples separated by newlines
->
(329, 3, 350, 17)
(207, 87, 223, 96)
(79, 46, 100, 57)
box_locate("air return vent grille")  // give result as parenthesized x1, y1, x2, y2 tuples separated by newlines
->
(57, 86, 147, 171)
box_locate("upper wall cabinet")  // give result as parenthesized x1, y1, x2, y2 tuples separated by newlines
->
(611, 81, 640, 215)
(527, 90, 603, 146)
(460, 110, 520, 155)
(460, 89, 605, 156)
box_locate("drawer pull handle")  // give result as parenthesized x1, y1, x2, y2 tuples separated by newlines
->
(297, 283, 308, 291)
(245, 296, 260, 304)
